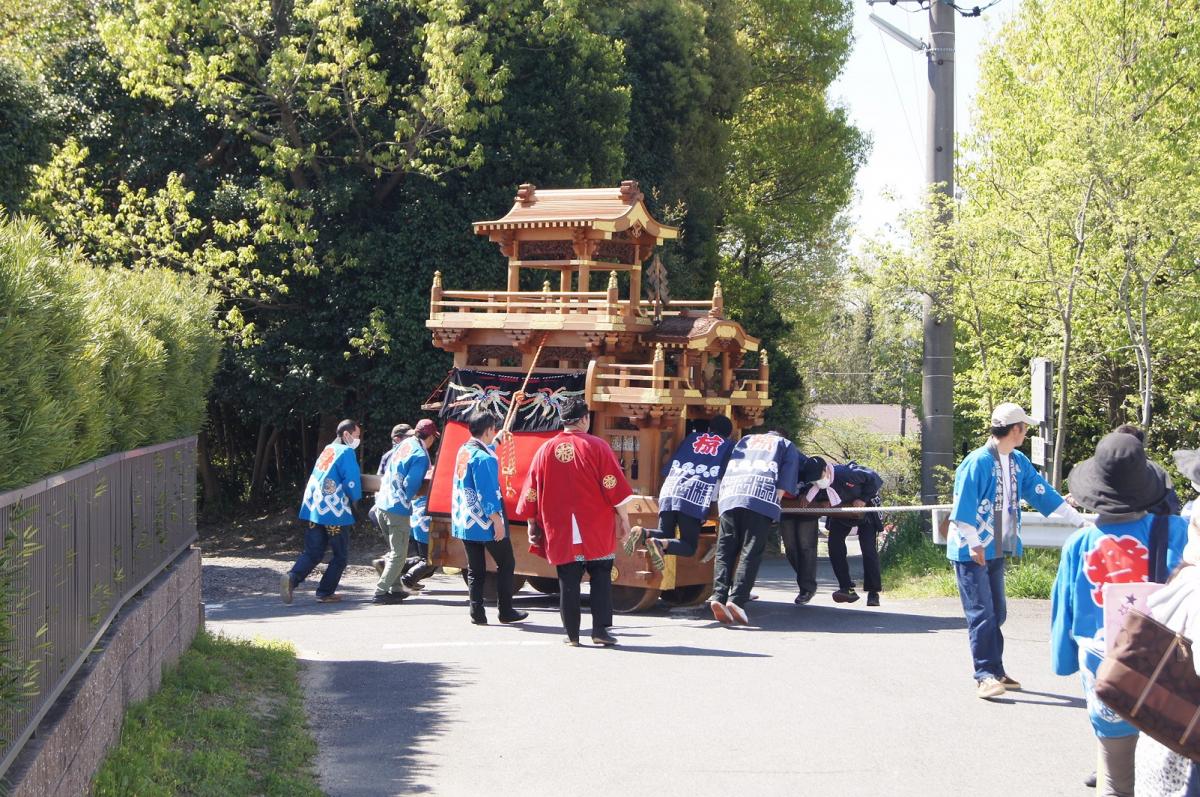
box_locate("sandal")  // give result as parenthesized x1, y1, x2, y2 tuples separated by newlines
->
(645, 538, 666, 573)
(621, 525, 646, 557)
(315, 594, 343, 603)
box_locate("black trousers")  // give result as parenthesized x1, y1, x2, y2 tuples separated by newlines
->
(779, 515, 819, 595)
(713, 507, 772, 607)
(646, 510, 702, 557)
(827, 518, 881, 592)
(556, 559, 613, 641)
(463, 537, 516, 613)
(401, 540, 437, 584)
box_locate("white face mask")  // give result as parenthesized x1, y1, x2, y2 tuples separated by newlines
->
(346, 436, 360, 450)
(814, 464, 834, 490)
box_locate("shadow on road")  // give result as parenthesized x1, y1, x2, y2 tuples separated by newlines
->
(611, 643, 771, 658)
(750, 603, 967, 634)
(992, 688, 1086, 710)
(302, 658, 459, 797)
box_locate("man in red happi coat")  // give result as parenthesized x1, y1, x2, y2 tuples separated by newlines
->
(516, 397, 635, 647)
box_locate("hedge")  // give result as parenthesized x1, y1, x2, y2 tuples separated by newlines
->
(0, 214, 220, 490)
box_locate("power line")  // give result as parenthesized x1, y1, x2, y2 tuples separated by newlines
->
(876, 28, 925, 170)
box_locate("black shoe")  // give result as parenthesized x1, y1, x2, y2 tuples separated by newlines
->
(591, 631, 619, 647)
(867, 591, 880, 607)
(401, 578, 425, 592)
(1084, 771, 1096, 788)
(470, 608, 487, 625)
(373, 591, 407, 605)
(832, 588, 860, 604)
(498, 610, 528, 624)
(794, 590, 814, 605)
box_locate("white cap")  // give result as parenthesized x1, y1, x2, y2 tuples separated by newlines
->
(991, 402, 1036, 427)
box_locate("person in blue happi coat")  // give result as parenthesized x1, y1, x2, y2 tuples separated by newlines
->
(371, 418, 438, 604)
(283, 419, 364, 604)
(399, 419, 442, 592)
(625, 414, 736, 571)
(1052, 432, 1189, 797)
(451, 410, 527, 626)
(947, 402, 1087, 700)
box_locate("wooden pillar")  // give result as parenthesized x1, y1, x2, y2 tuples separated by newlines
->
(635, 427, 653, 494)
(721, 351, 732, 392)
(606, 271, 619, 316)
(579, 264, 590, 295)
(430, 270, 443, 318)
(627, 243, 642, 317)
(652, 343, 665, 392)
(757, 349, 770, 398)
(559, 268, 571, 314)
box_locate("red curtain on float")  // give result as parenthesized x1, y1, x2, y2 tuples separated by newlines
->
(426, 421, 558, 521)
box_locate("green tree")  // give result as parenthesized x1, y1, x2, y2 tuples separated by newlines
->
(719, 0, 866, 435)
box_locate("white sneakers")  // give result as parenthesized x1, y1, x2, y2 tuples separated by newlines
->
(977, 676, 1006, 699)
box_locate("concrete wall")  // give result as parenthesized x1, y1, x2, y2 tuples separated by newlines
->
(4, 547, 202, 797)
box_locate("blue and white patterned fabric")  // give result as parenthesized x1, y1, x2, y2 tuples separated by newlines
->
(411, 496, 431, 543)
(1051, 514, 1188, 736)
(375, 437, 430, 516)
(298, 442, 363, 526)
(717, 432, 803, 521)
(451, 439, 505, 542)
(659, 432, 734, 520)
(946, 442, 1065, 562)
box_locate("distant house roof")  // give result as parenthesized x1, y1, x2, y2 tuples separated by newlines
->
(810, 404, 921, 438)
(473, 181, 679, 241)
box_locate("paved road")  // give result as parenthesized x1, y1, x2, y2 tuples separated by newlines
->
(205, 552, 1094, 797)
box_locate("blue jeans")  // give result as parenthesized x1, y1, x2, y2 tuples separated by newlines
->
(290, 524, 350, 598)
(954, 557, 1007, 681)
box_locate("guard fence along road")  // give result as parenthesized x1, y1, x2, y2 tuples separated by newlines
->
(0, 437, 198, 779)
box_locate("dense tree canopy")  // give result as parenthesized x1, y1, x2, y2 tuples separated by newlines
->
(3, 0, 863, 510)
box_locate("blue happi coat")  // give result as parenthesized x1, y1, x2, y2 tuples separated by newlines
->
(659, 432, 735, 520)
(717, 432, 803, 521)
(946, 442, 1066, 562)
(451, 439, 505, 542)
(375, 437, 430, 516)
(1050, 515, 1188, 736)
(411, 496, 431, 543)
(298, 442, 363, 526)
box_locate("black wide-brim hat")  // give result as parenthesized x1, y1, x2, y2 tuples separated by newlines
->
(1067, 432, 1167, 515)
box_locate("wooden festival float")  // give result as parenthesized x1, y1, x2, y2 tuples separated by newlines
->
(420, 181, 772, 612)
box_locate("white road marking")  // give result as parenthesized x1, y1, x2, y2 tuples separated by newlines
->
(382, 639, 556, 650)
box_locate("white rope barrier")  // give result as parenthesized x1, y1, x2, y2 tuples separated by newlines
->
(781, 504, 952, 515)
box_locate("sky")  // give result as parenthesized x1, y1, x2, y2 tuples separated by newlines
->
(829, 0, 1017, 250)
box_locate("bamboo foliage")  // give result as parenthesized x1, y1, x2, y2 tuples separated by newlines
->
(0, 215, 219, 490)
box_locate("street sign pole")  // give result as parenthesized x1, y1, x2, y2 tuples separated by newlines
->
(1030, 357, 1054, 476)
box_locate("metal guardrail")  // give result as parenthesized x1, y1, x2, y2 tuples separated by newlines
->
(0, 436, 198, 778)
(782, 504, 1084, 550)
(931, 508, 1093, 549)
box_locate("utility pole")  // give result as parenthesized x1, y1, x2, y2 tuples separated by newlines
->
(870, 1, 968, 510)
(922, 1, 956, 510)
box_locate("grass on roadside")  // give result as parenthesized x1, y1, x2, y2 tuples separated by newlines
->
(880, 514, 1061, 599)
(93, 632, 322, 797)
